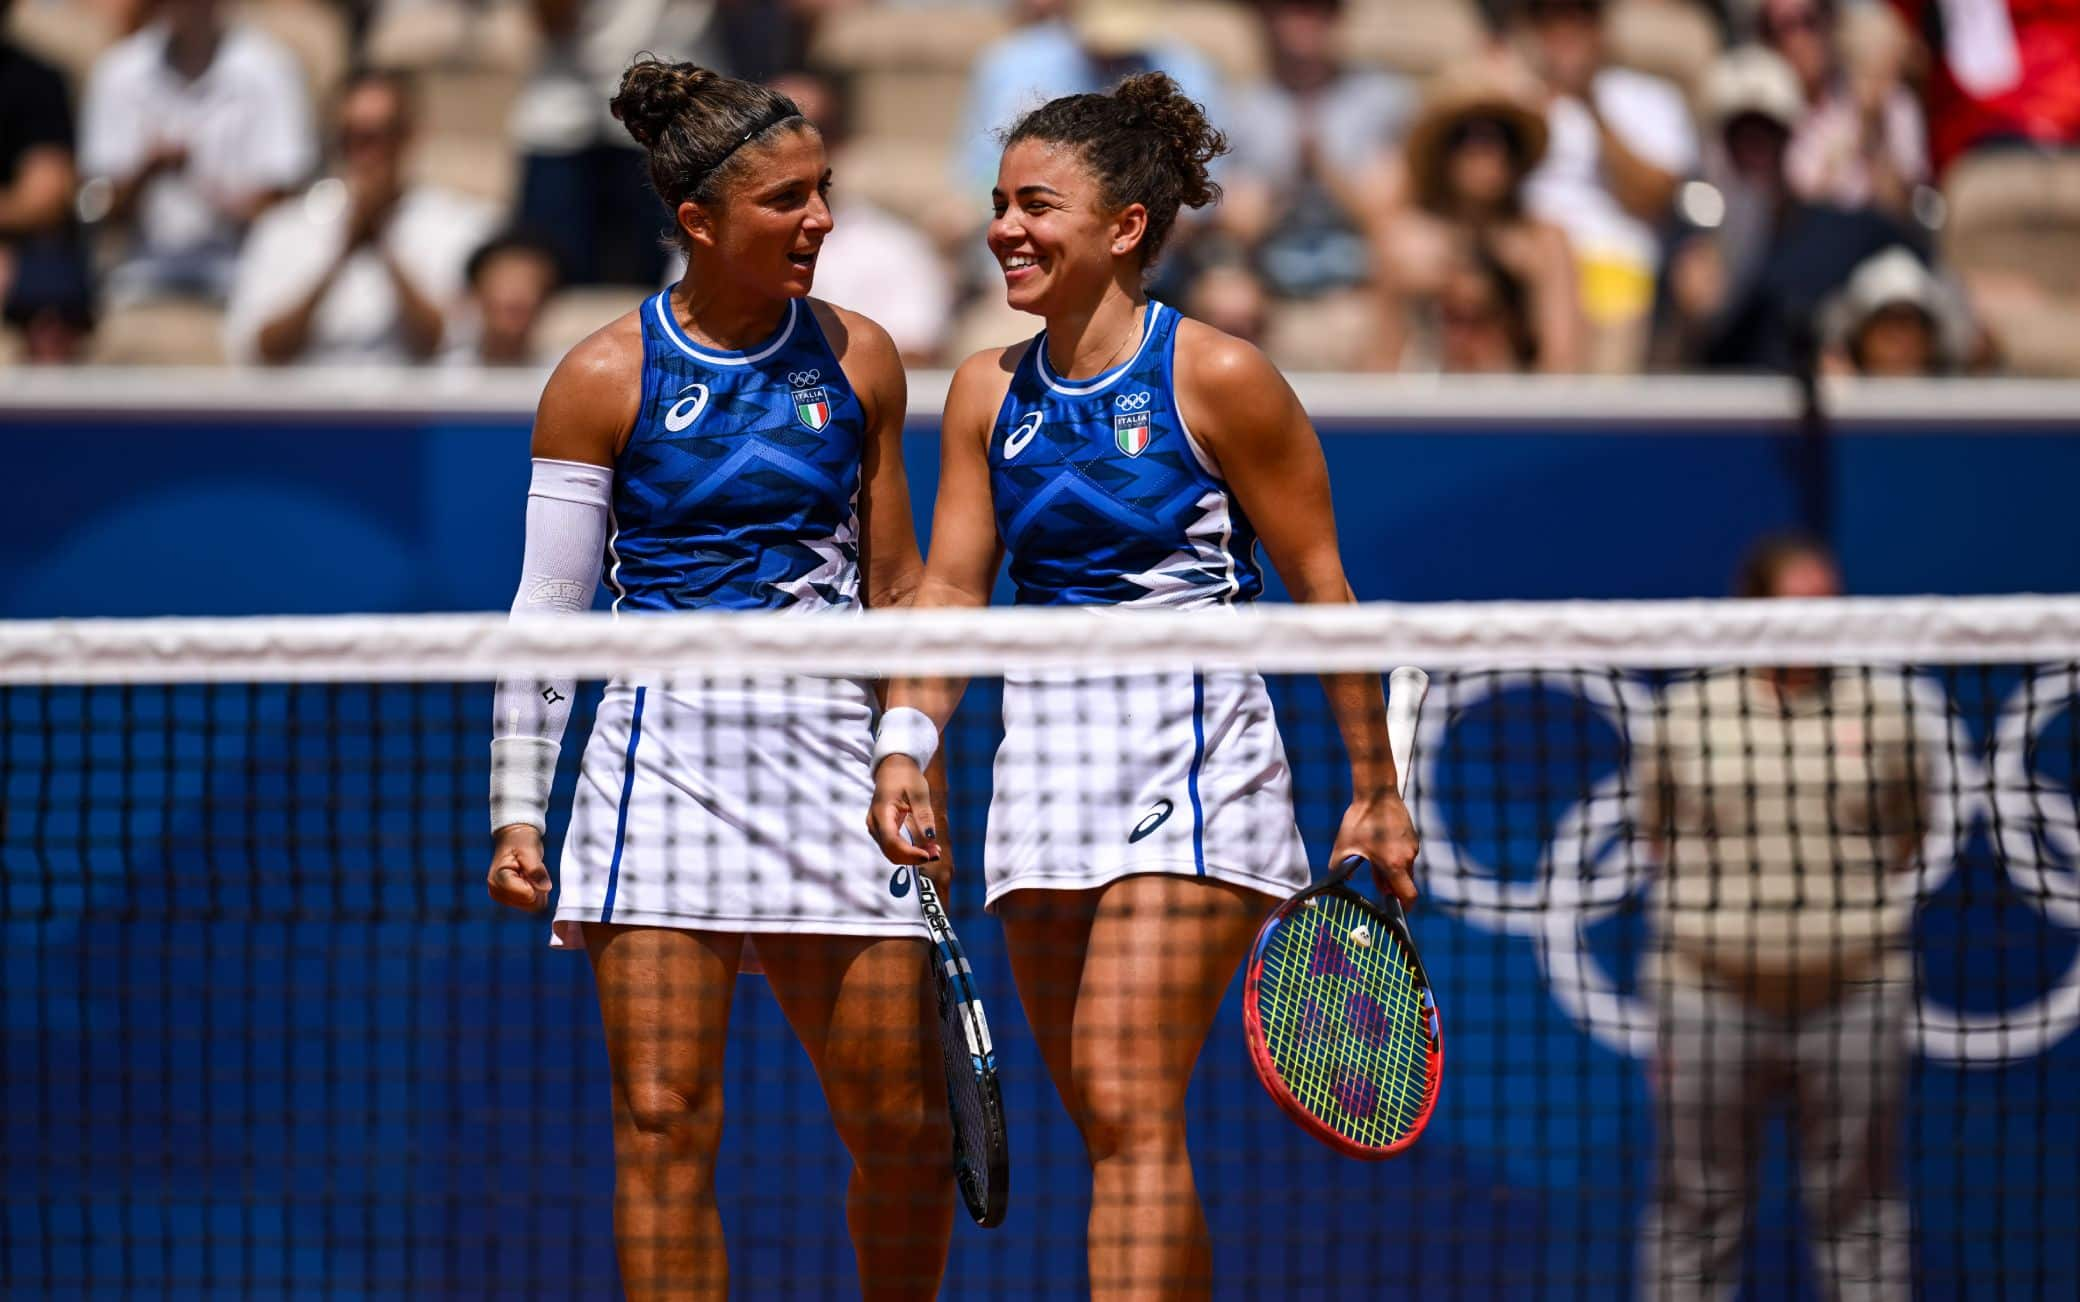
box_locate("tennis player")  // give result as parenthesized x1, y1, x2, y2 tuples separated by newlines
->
(484, 58, 951, 1301)
(867, 73, 1419, 1298)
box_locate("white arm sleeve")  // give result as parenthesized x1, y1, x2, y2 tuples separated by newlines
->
(489, 458, 612, 834)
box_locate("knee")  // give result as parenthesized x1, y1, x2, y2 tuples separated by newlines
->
(1076, 1096, 1186, 1168)
(616, 1079, 725, 1162)
(833, 1081, 950, 1171)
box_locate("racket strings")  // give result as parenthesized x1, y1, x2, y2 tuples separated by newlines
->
(1258, 896, 1434, 1148)
(939, 990, 995, 1202)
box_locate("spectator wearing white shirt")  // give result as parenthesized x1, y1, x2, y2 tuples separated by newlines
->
(1508, 0, 1697, 363)
(80, 0, 314, 305)
(1759, 0, 1927, 218)
(226, 69, 495, 365)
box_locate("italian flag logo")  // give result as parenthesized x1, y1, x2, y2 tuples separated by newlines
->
(793, 386, 831, 431)
(1114, 410, 1152, 457)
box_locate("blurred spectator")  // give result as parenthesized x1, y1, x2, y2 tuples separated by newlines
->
(1, 0, 92, 362)
(1759, 0, 1926, 216)
(1819, 244, 1974, 375)
(1653, 47, 1916, 372)
(511, 0, 725, 286)
(79, 0, 314, 306)
(1376, 63, 1584, 371)
(225, 69, 495, 364)
(1216, 0, 1415, 301)
(1636, 532, 1922, 1301)
(1892, 0, 2080, 174)
(1509, 0, 1698, 357)
(954, 0, 1227, 193)
(1435, 245, 1538, 371)
(766, 65, 952, 364)
(1184, 252, 1270, 345)
(447, 230, 560, 368)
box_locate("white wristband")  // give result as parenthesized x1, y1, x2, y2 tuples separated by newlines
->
(490, 737, 558, 834)
(873, 706, 939, 771)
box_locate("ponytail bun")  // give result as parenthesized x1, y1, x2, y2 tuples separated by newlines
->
(611, 58, 721, 152)
(1110, 72, 1224, 212)
(609, 55, 809, 217)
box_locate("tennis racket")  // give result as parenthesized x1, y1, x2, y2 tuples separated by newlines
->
(1242, 665, 1440, 1159)
(907, 865, 1009, 1226)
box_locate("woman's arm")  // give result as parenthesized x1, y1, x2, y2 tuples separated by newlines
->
(485, 318, 641, 911)
(1174, 322, 1421, 903)
(867, 346, 1016, 868)
(818, 302, 923, 611)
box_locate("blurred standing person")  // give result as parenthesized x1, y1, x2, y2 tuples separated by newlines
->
(511, 0, 725, 285)
(1216, 0, 1415, 304)
(1759, 0, 1927, 218)
(1636, 533, 1924, 1301)
(1508, 0, 1697, 367)
(1375, 63, 1583, 370)
(225, 69, 495, 364)
(79, 0, 314, 305)
(0, 0, 92, 362)
(1653, 47, 1915, 372)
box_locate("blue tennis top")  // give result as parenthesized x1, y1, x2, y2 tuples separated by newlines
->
(988, 301, 1264, 607)
(608, 291, 863, 612)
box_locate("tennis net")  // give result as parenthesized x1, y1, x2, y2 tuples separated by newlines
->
(3, 597, 2077, 1299)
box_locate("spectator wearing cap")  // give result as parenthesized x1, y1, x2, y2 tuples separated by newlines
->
(1508, 0, 1698, 364)
(952, 0, 1228, 195)
(225, 69, 496, 365)
(446, 231, 560, 368)
(0, 0, 92, 363)
(1820, 245, 1976, 376)
(1375, 61, 1583, 371)
(79, 0, 315, 305)
(1652, 47, 1917, 373)
(1759, 0, 1927, 217)
(1214, 0, 1415, 304)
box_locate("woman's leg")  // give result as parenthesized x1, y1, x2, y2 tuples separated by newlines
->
(759, 932, 955, 1301)
(586, 924, 744, 1302)
(1002, 875, 1274, 1301)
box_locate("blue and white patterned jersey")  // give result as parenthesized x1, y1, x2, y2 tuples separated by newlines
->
(608, 292, 862, 612)
(988, 301, 1263, 608)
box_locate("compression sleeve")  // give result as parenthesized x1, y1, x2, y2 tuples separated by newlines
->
(489, 458, 612, 834)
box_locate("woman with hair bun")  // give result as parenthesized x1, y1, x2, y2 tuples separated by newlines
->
(868, 72, 1419, 1297)
(484, 57, 951, 1300)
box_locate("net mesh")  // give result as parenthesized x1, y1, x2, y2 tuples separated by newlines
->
(4, 600, 2078, 1299)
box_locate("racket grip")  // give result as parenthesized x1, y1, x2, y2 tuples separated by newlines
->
(1386, 666, 1430, 803)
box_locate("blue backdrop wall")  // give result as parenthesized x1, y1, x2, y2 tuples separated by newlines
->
(4, 394, 2077, 1299)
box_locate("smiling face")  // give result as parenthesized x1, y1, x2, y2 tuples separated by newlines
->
(989, 137, 1146, 316)
(679, 126, 833, 299)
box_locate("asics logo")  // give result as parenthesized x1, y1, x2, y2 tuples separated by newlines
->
(1004, 411, 1043, 459)
(663, 383, 710, 432)
(888, 866, 912, 899)
(1128, 798, 1174, 843)
(1115, 392, 1152, 411)
(787, 369, 821, 387)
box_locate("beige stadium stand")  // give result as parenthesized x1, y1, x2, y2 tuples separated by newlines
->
(4, 0, 119, 92)
(1340, 0, 1487, 80)
(1263, 289, 1384, 372)
(534, 286, 649, 360)
(88, 298, 229, 367)
(945, 293, 1037, 362)
(238, 0, 349, 110)
(1943, 151, 2080, 376)
(1166, 1, 1271, 86)
(831, 136, 968, 243)
(411, 130, 519, 207)
(811, 6, 1011, 144)
(365, 0, 538, 75)
(1605, 0, 1721, 100)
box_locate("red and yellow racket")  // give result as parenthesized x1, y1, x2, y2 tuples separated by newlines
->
(1243, 666, 1440, 1159)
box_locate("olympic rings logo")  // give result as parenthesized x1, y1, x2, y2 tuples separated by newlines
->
(787, 369, 821, 387)
(1408, 668, 2080, 1066)
(1115, 392, 1152, 411)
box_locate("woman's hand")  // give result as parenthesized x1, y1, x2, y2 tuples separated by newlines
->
(1330, 792, 1420, 906)
(868, 756, 943, 873)
(488, 824, 553, 912)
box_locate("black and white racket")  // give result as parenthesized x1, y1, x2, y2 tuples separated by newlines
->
(902, 865, 1009, 1227)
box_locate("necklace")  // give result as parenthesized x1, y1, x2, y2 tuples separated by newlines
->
(1061, 303, 1144, 379)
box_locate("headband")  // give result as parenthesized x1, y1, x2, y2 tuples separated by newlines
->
(696, 103, 805, 190)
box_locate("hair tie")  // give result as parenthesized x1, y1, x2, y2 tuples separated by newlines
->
(692, 102, 804, 191)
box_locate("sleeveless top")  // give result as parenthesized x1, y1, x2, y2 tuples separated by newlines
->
(987, 300, 1263, 607)
(608, 292, 864, 613)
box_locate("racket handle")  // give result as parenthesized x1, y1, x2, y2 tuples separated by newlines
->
(1386, 666, 1430, 803)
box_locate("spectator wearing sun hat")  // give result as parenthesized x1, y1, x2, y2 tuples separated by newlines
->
(1374, 59, 1584, 371)
(1820, 245, 1978, 376)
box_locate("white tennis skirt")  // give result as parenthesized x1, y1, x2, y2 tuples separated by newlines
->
(550, 676, 927, 950)
(983, 668, 1311, 910)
